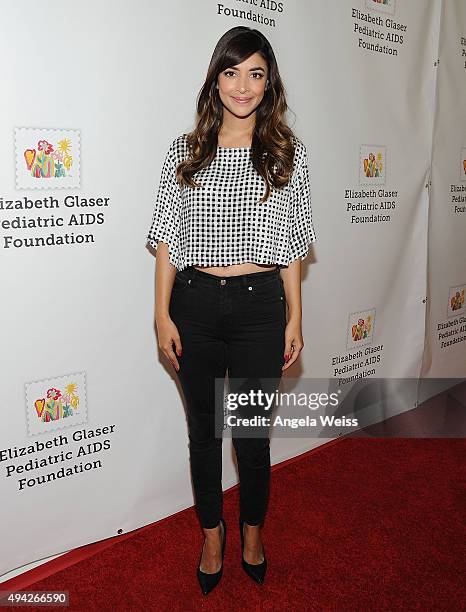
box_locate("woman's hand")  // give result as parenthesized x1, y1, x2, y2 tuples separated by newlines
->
(279, 260, 304, 371)
(282, 318, 304, 371)
(156, 314, 182, 372)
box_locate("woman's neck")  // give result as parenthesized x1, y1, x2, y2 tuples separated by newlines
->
(218, 128, 254, 148)
(218, 113, 255, 148)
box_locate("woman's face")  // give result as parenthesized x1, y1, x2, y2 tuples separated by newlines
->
(217, 52, 269, 118)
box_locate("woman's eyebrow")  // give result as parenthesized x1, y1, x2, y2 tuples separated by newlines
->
(230, 65, 265, 71)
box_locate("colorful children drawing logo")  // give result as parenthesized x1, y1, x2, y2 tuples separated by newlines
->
(450, 289, 465, 312)
(34, 382, 80, 422)
(366, 0, 394, 16)
(363, 152, 383, 178)
(23, 138, 73, 179)
(352, 315, 373, 342)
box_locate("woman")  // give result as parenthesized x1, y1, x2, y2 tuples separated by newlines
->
(146, 26, 316, 595)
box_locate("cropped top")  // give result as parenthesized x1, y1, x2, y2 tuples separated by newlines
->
(146, 133, 317, 271)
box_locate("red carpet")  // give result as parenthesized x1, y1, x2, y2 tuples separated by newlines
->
(2, 437, 465, 611)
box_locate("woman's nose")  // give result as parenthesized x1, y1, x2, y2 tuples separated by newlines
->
(237, 79, 249, 92)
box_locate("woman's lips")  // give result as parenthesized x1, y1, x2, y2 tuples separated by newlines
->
(232, 97, 252, 104)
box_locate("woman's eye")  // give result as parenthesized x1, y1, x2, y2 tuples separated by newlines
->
(223, 71, 264, 78)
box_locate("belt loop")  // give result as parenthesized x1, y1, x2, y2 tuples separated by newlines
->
(190, 267, 198, 285)
(182, 266, 195, 285)
(240, 273, 249, 289)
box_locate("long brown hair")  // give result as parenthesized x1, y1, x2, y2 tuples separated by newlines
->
(176, 26, 297, 204)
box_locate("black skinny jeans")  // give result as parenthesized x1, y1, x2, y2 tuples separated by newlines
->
(168, 265, 286, 529)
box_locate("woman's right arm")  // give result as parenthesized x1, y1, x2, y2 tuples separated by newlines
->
(154, 242, 182, 371)
(147, 137, 183, 371)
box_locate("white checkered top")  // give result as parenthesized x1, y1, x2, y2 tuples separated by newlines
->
(146, 133, 317, 271)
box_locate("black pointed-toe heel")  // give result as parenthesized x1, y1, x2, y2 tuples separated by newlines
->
(197, 518, 227, 596)
(239, 517, 267, 584)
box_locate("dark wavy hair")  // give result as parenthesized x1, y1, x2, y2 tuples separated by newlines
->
(176, 26, 297, 204)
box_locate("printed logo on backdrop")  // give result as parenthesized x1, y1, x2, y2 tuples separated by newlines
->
(366, 0, 396, 17)
(353, 3, 406, 57)
(330, 309, 383, 381)
(346, 308, 376, 351)
(438, 285, 466, 349)
(3, 128, 110, 250)
(217, 0, 284, 28)
(25, 372, 87, 436)
(359, 145, 386, 185)
(452, 147, 466, 214)
(447, 285, 465, 318)
(15, 128, 81, 189)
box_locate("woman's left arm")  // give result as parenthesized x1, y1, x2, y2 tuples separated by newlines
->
(279, 260, 303, 370)
(280, 140, 317, 370)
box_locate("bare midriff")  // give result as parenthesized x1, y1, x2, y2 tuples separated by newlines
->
(193, 263, 278, 277)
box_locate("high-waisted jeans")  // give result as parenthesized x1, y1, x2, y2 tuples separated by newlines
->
(168, 265, 286, 529)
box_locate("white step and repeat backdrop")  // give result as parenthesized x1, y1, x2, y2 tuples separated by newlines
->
(1, 0, 464, 579)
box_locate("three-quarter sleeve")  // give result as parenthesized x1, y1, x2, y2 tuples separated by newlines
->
(146, 140, 181, 266)
(287, 142, 317, 264)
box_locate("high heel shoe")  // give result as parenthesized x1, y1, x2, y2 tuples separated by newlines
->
(239, 517, 267, 584)
(197, 518, 226, 596)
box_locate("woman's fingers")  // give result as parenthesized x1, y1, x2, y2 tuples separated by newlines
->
(282, 338, 304, 371)
(157, 324, 182, 372)
(283, 340, 293, 363)
(173, 337, 182, 358)
(165, 344, 180, 371)
(282, 346, 300, 370)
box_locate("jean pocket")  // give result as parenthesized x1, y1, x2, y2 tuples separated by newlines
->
(171, 273, 190, 294)
(247, 277, 284, 303)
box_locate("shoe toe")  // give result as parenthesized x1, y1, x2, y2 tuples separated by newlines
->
(241, 557, 267, 584)
(197, 568, 222, 595)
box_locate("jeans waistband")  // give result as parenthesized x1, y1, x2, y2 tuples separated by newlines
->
(179, 266, 281, 288)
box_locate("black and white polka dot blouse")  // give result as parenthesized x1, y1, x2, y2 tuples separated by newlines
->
(146, 133, 316, 271)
